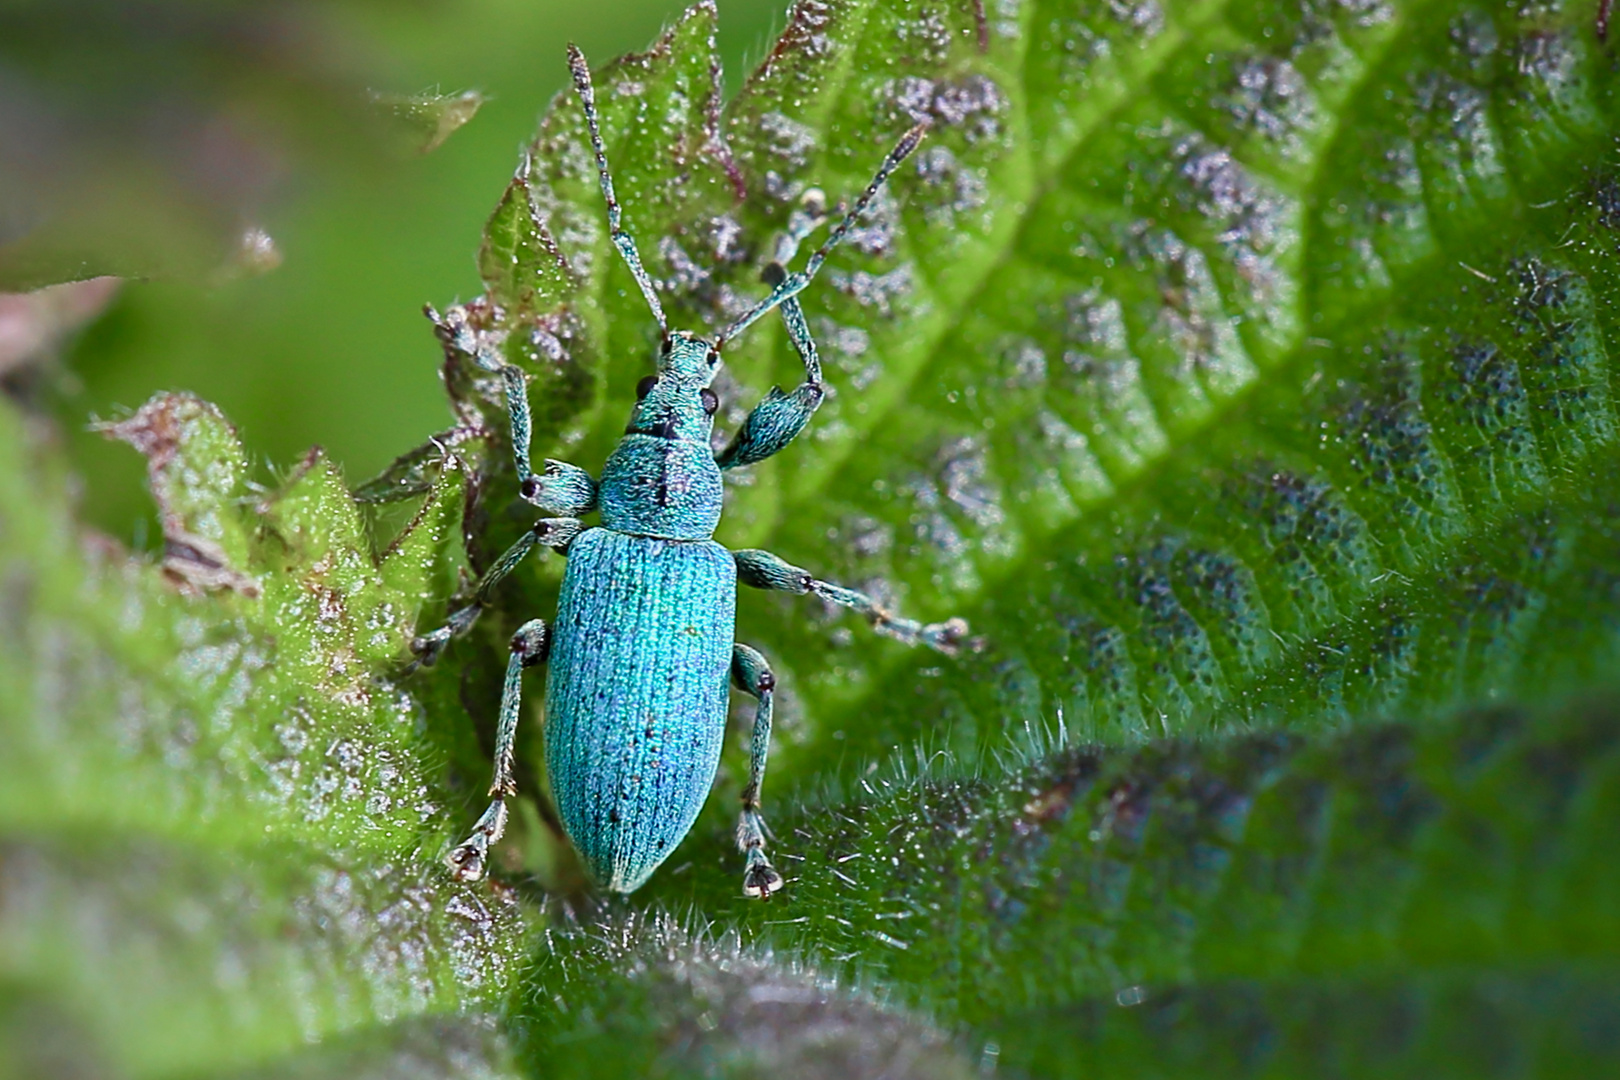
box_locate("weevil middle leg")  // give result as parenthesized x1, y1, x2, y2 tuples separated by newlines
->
(734, 547, 971, 654)
(410, 517, 581, 668)
(412, 351, 596, 668)
(731, 642, 784, 899)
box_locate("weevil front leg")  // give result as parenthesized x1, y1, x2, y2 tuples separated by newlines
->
(410, 324, 596, 670)
(734, 548, 972, 654)
(731, 643, 784, 899)
(714, 129, 928, 469)
(435, 301, 600, 514)
(447, 619, 550, 882)
(715, 266, 827, 470)
(716, 198, 831, 470)
(409, 517, 582, 668)
(496, 364, 601, 514)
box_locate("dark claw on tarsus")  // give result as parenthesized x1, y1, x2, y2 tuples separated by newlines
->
(446, 839, 488, 883)
(408, 630, 451, 671)
(743, 863, 784, 900)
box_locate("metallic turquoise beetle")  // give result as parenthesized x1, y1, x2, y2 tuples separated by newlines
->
(413, 46, 968, 899)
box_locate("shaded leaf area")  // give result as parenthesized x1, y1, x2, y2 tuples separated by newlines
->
(0, 397, 531, 1078)
(993, 970, 1620, 1080)
(517, 914, 976, 1080)
(0, 984, 512, 1080)
(532, 693, 1620, 1075)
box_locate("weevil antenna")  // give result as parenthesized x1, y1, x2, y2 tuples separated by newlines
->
(715, 121, 928, 351)
(568, 44, 668, 334)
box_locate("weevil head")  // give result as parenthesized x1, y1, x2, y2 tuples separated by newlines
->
(656, 329, 720, 386)
(602, 327, 726, 539)
(623, 329, 721, 444)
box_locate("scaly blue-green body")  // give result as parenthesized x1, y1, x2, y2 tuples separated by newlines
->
(546, 529, 735, 892)
(422, 45, 964, 899)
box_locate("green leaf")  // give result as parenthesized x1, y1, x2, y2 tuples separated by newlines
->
(0, 395, 530, 1077)
(460, 0, 1620, 1070)
(530, 694, 1620, 1074)
(9, 0, 1620, 1077)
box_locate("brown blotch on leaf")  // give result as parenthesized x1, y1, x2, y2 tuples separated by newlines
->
(101, 393, 261, 598)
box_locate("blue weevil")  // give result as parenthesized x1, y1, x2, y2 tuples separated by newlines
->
(412, 45, 969, 899)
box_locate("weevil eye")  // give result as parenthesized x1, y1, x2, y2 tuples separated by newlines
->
(700, 388, 719, 415)
(635, 375, 658, 400)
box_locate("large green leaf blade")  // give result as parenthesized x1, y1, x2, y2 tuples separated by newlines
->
(9, 1, 1620, 1077)
(452, 0, 1620, 1071)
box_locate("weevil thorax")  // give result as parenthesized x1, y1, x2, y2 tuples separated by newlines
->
(598, 329, 725, 541)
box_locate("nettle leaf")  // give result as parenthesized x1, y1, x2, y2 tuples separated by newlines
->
(0, 395, 530, 1077)
(463, 0, 1620, 1071)
(8, 0, 1620, 1077)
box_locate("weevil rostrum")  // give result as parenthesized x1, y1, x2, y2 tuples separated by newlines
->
(412, 45, 970, 900)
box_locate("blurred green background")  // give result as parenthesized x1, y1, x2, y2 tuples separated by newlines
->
(15, 0, 783, 546)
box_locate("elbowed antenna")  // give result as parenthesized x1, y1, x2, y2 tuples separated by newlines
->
(567, 43, 668, 333)
(714, 121, 929, 352)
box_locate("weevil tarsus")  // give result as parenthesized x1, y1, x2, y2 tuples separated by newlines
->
(447, 618, 551, 882)
(731, 642, 783, 898)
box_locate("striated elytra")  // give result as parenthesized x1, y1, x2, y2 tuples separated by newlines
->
(411, 45, 970, 899)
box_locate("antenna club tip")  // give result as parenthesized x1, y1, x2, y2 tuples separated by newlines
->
(890, 121, 929, 163)
(566, 44, 591, 81)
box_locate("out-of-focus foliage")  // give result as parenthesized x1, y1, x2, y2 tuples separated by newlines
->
(0, 391, 531, 1077)
(3, 1, 1620, 1078)
(6, 0, 783, 549)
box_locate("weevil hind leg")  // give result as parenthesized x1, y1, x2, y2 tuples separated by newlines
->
(447, 618, 550, 882)
(731, 643, 784, 900)
(733, 547, 974, 654)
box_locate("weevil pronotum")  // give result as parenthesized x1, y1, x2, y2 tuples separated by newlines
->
(413, 44, 970, 899)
